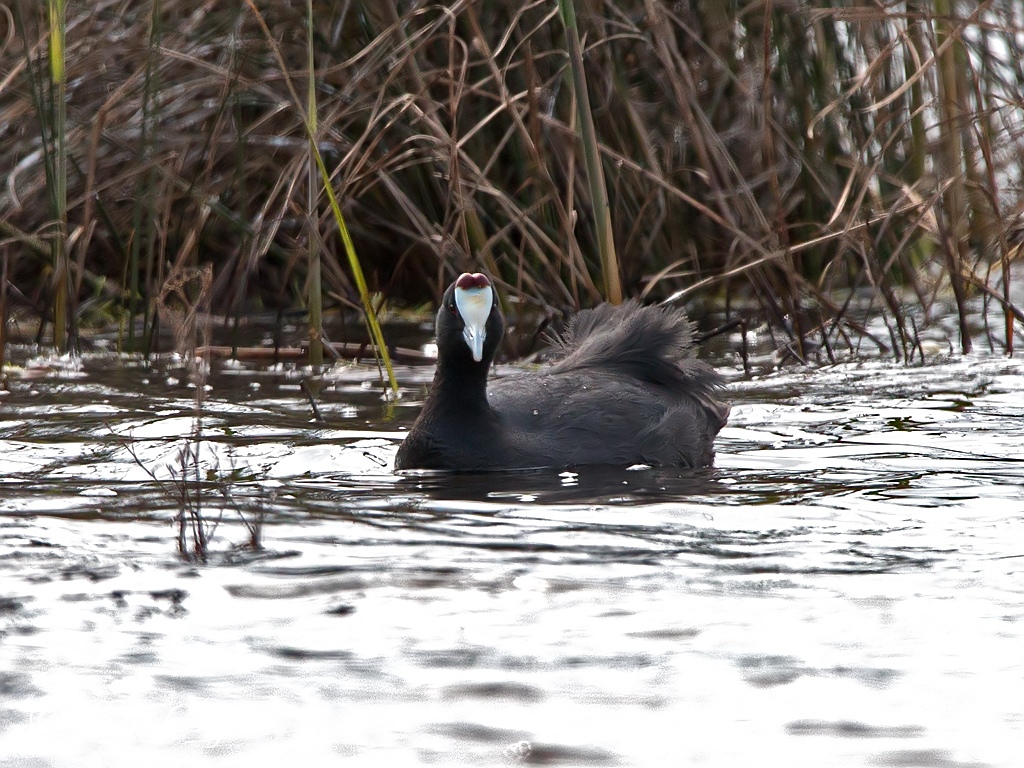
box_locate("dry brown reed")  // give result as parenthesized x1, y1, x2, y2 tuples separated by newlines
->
(2, 1, 1023, 360)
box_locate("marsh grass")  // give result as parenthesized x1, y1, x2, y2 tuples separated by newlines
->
(2, 1, 1023, 363)
(124, 262, 264, 562)
(160, 263, 215, 560)
(126, 440, 266, 564)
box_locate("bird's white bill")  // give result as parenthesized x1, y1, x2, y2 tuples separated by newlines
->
(454, 285, 493, 362)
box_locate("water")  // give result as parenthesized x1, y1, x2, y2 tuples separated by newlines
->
(1, 344, 1023, 767)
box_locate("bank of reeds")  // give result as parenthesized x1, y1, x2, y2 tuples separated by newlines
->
(1, 1, 1022, 361)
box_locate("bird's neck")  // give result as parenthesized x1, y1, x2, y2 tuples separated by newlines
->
(431, 359, 492, 415)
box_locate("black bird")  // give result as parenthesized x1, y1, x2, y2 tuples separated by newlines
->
(394, 273, 728, 471)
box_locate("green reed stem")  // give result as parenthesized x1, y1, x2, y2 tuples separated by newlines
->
(47, 0, 68, 349)
(312, 148, 397, 392)
(306, 0, 323, 367)
(245, 0, 396, 392)
(557, 0, 622, 304)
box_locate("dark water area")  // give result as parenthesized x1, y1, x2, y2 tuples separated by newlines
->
(1, 323, 1023, 766)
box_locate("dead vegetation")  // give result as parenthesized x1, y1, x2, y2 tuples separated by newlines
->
(122, 262, 263, 562)
(1, 1, 1022, 360)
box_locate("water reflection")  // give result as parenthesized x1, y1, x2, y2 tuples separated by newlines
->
(393, 464, 724, 505)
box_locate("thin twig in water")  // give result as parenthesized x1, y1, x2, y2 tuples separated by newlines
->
(300, 378, 326, 424)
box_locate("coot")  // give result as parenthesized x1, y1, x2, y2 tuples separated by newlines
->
(394, 273, 728, 471)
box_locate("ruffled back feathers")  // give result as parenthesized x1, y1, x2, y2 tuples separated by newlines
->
(551, 300, 727, 424)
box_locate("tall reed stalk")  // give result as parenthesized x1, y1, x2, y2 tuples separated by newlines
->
(557, 0, 622, 304)
(306, 0, 323, 367)
(46, 0, 68, 350)
(125, 0, 162, 354)
(934, 0, 973, 354)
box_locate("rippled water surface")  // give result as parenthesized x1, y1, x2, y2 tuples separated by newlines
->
(1, 344, 1023, 767)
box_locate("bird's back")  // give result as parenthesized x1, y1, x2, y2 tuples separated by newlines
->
(488, 301, 728, 468)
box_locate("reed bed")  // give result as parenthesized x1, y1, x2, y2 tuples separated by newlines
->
(1, 0, 1023, 361)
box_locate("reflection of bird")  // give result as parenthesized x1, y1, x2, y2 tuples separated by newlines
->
(395, 273, 729, 471)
